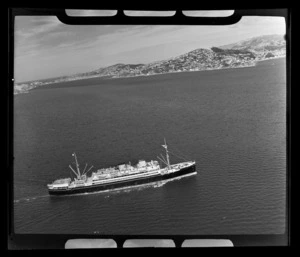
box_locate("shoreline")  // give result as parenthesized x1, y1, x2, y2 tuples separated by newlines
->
(14, 56, 285, 95)
(111, 55, 285, 80)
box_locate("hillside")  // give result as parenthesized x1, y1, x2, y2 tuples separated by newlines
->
(15, 34, 286, 94)
(219, 34, 286, 58)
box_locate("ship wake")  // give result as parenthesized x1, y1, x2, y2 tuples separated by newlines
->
(57, 171, 197, 197)
(14, 194, 49, 204)
(14, 172, 197, 201)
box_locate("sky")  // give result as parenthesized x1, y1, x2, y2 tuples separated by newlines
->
(14, 11, 286, 83)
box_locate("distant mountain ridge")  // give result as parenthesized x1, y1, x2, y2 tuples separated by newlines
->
(15, 34, 286, 94)
(219, 34, 285, 56)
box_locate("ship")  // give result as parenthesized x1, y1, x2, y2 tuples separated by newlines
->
(47, 139, 196, 195)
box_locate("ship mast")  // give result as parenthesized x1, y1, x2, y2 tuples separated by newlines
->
(72, 152, 81, 179)
(69, 164, 79, 178)
(162, 138, 171, 169)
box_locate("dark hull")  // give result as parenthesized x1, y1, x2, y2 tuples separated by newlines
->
(49, 164, 196, 195)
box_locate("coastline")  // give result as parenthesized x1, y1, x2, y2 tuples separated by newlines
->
(14, 56, 285, 95)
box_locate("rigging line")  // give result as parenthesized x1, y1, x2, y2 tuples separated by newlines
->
(84, 165, 94, 176)
(168, 150, 188, 162)
(169, 152, 186, 162)
(157, 156, 168, 166)
(171, 145, 190, 159)
(69, 165, 79, 177)
(160, 154, 168, 164)
(155, 132, 190, 161)
(169, 145, 191, 161)
(154, 133, 190, 161)
(82, 163, 88, 174)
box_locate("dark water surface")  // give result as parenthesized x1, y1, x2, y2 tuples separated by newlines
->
(13, 58, 286, 235)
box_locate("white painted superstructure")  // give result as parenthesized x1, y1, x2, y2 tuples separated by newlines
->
(47, 139, 196, 193)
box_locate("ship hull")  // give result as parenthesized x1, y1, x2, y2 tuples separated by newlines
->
(48, 164, 196, 196)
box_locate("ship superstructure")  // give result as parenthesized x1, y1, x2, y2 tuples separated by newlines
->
(48, 139, 196, 195)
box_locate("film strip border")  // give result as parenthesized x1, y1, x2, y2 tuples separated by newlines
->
(7, 7, 291, 249)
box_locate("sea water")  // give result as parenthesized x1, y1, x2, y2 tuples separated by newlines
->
(13, 58, 286, 235)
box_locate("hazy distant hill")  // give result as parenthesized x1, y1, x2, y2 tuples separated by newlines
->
(15, 34, 286, 94)
(78, 34, 285, 79)
(219, 34, 286, 57)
